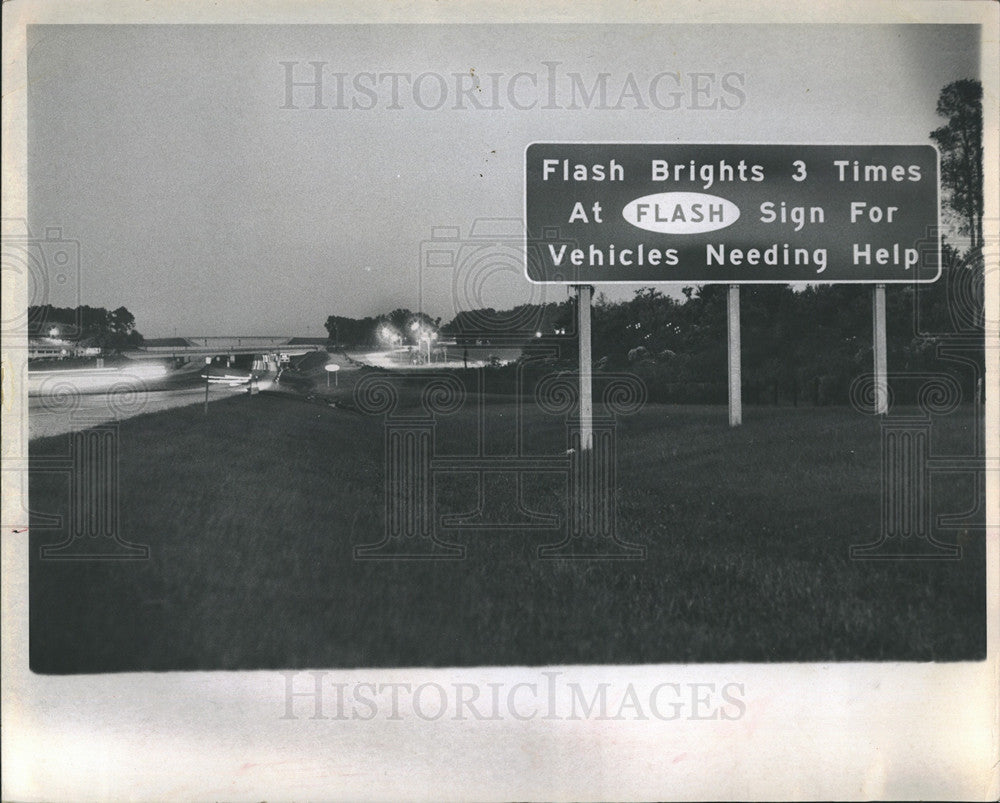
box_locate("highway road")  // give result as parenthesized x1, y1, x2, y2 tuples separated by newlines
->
(24, 346, 498, 440)
(27, 382, 251, 440)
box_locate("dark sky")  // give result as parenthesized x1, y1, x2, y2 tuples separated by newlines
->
(27, 24, 978, 336)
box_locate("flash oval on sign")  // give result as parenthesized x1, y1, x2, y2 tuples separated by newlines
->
(622, 192, 740, 234)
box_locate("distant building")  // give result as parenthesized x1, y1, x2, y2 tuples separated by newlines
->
(27, 337, 101, 361)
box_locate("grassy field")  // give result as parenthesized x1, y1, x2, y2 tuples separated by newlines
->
(29, 378, 986, 672)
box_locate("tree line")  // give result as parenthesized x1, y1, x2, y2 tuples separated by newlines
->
(29, 304, 143, 351)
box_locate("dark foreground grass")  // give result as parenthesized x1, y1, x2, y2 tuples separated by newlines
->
(29, 391, 986, 672)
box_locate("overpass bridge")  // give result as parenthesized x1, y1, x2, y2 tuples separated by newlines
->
(130, 336, 327, 361)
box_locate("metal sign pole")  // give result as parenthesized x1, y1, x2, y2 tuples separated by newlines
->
(727, 285, 742, 427)
(873, 283, 888, 415)
(577, 285, 594, 451)
(204, 356, 211, 414)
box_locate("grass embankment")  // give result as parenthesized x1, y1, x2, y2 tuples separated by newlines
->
(29, 387, 985, 672)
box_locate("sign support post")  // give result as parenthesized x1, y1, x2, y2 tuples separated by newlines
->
(576, 284, 594, 451)
(204, 356, 211, 414)
(727, 284, 742, 427)
(873, 283, 888, 415)
(325, 363, 340, 388)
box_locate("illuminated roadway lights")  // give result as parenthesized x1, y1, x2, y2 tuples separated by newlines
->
(420, 331, 436, 364)
(377, 324, 402, 349)
(408, 322, 439, 363)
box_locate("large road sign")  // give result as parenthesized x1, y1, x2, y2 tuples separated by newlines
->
(525, 143, 940, 284)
